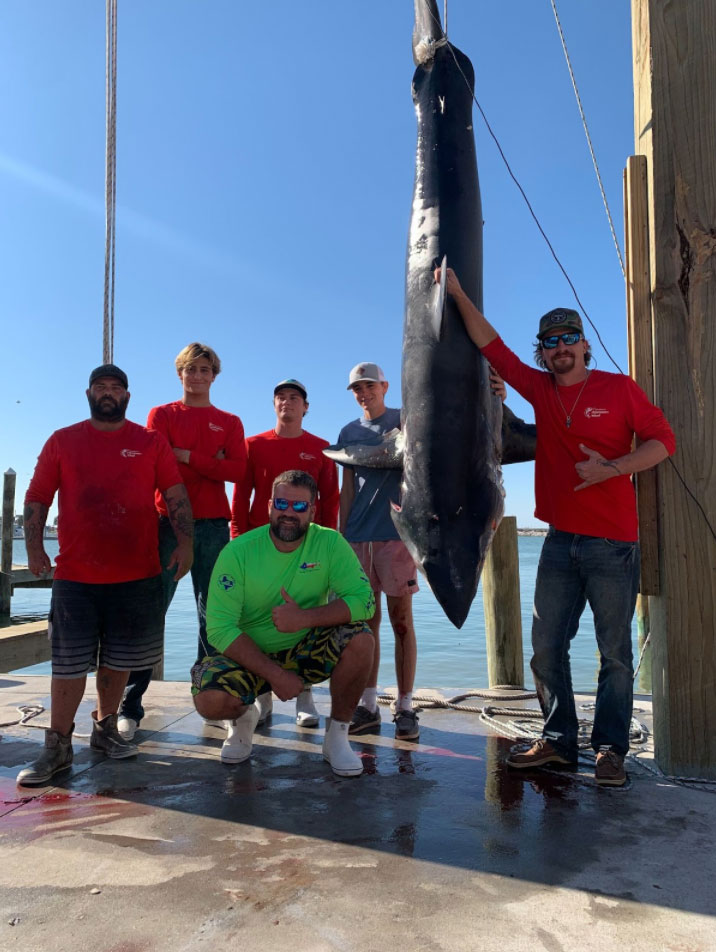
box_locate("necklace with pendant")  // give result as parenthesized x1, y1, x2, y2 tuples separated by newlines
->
(554, 371, 590, 428)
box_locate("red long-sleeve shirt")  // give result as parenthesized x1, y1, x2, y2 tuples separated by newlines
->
(147, 402, 246, 520)
(230, 429, 339, 537)
(25, 420, 182, 583)
(483, 337, 676, 541)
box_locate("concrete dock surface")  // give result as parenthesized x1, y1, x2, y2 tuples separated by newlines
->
(1, 675, 714, 952)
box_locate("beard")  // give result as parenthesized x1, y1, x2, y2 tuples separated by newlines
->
(548, 352, 576, 376)
(270, 516, 308, 544)
(88, 393, 129, 423)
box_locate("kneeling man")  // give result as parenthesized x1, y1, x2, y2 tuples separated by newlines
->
(191, 470, 375, 777)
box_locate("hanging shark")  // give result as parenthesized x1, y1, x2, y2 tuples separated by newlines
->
(325, 2, 535, 627)
(397, 1, 536, 628)
(389, 2, 503, 628)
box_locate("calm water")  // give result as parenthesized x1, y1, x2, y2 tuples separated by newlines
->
(9, 537, 639, 692)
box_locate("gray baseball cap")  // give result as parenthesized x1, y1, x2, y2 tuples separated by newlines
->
(347, 362, 387, 389)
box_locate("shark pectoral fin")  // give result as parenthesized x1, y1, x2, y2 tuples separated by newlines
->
(431, 254, 448, 340)
(501, 403, 537, 464)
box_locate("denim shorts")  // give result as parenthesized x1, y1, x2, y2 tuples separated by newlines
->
(49, 575, 164, 678)
(190, 621, 370, 704)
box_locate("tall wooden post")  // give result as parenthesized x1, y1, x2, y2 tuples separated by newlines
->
(1, 469, 16, 618)
(632, 0, 716, 778)
(482, 516, 524, 687)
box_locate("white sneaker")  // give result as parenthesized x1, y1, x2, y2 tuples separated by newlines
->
(220, 705, 260, 764)
(296, 687, 319, 727)
(117, 716, 138, 741)
(256, 693, 273, 725)
(203, 719, 225, 728)
(322, 718, 363, 777)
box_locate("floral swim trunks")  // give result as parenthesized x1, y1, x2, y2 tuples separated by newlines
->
(190, 621, 371, 705)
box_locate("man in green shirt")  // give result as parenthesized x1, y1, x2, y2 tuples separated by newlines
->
(191, 469, 376, 777)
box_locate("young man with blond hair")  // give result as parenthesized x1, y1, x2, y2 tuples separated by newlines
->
(118, 343, 247, 738)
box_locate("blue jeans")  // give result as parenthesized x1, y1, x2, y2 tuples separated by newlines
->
(531, 529, 639, 758)
(120, 517, 230, 722)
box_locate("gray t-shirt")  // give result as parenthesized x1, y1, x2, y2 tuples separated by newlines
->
(338, 408, 402, 543)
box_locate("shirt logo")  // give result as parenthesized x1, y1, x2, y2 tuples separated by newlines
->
(299, 561, 320, 571)
(299, 452, 316, 461)
(120, 449, 142, 458)
(584, 407, 609, 418)
(209, 423, 224, 432)
(218, 574, 235, 590)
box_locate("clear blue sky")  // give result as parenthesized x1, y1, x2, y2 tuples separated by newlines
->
(0, 1, 634, 526)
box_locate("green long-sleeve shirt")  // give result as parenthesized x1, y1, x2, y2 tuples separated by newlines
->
(206, 523, 375, 654)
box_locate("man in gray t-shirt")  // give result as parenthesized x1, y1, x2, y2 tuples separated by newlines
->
(338, 362, 420, 741)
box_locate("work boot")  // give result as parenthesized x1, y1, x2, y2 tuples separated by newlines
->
(256, 693, 273, 726)
(90, 711, 138, 759)
(221, 704, 260, 764)
(505, 738, 577, 770)
(16, 726, 74, 786)
(595, 749, 627, 787)
(322, 718, 363, 777)
(295, 687, 319, 727)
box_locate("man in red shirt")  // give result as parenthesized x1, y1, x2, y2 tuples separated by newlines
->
(230, 378, 339, 727)
(118, 343, 247, 739)
(441, 267, 675, 787)
(18, 364, 193, 786)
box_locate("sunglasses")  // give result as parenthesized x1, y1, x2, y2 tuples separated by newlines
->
(272, 497, 310, 513)
(541, 332, 582, 349)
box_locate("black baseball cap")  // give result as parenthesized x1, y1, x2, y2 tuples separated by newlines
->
(536, 308, 584, 340)
(89, 364, 129, 389)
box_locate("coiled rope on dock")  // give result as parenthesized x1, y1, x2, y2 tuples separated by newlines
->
(378, 686, 537, 716)
(0, 705, 45, 730)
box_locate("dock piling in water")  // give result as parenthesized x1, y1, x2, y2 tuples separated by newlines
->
(482, 516, 524, 688)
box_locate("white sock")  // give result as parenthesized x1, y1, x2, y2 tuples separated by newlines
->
(397, 692, 413, 712)
(360, 687, 378, 712)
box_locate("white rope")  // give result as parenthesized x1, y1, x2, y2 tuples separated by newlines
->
(549, 0, 626, 279)
(103, 0, 118, 364)
(443, 0, 448, 37)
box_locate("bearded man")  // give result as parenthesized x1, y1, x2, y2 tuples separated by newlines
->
(191, 470, 375, 777)
(17, 364, 193, 786)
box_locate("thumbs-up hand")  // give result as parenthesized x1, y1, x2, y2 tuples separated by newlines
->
(271, 587, 305, 632)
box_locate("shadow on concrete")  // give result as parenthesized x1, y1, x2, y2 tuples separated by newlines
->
(2, 679, 715, 927)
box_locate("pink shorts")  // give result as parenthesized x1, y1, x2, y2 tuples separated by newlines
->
(350, 541, 419, 597)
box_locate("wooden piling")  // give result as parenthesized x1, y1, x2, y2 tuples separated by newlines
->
(624, 155, 660, 596)
(632, 0, 716, 777)
(1, 469, 16, 618)
(482, 516, 524, 687)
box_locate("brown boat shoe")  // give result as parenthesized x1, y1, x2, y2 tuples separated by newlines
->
(595, 749, 627, 786)
(506, 738, 577, 770)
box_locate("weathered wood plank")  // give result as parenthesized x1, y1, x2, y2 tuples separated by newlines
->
(0, 620, 51, 672)
(632, 0, 716, 778)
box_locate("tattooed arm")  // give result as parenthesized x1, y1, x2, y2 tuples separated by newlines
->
(164, 483, 194, 581)
(24, 502, 52, 576)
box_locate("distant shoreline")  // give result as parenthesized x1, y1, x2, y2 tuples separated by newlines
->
(517, 528, 547, 536)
